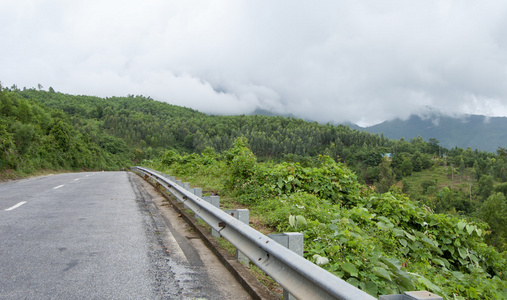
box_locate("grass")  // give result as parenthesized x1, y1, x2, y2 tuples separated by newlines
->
(403, 165, 473, 194)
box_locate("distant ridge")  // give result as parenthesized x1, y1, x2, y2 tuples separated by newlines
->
(360, 114, 507, 153)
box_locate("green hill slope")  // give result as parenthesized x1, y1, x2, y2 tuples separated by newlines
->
(1, 86, 131, 176)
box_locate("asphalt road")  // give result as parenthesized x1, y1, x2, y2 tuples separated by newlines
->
(0, 171, 251, 299)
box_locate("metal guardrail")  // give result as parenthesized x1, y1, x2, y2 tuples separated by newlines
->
(133, 166, 376, 300)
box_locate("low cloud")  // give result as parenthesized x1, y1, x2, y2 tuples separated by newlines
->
(2, 1, 507, 126)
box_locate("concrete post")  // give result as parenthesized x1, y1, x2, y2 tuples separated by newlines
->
(203, 196, 220, 237)
(203, 196, 219, 207)
(169, 176, 176, 182)
(225, 209, 250, 264)
(192, 188, 202, 197)
(191, 188, 204, 221)
(173, 180, 183, 202)
(268, 232, 304, 300)
(181, 183, 192, 209)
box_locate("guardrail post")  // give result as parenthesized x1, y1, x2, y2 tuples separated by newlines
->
(192, 188, 202, 197)
(269, 232, 304, 300)
(180, 183, 192, 208)
(225, 209, 250, 264)
(379, 291, 443, 300)
(192, 188, 204, 221)
(173, 180, 183, 202)
(203, 196, 220, 237)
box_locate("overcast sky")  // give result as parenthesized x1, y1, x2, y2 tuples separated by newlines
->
(2, 1, 507, 126)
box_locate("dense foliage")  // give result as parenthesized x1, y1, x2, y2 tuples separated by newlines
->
(149, 139, 506, 299)
(0, 85, 131, 175)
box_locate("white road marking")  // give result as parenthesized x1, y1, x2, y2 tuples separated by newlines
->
(74, 179, 79, 181)
(53, 185, 64, 189)
(5, 201, 27, 211)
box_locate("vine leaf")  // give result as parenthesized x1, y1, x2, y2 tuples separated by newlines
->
(458, 247, 468, 259)
(342, 262, 358, 277)
(466, 224, 475, 235)
(289, 215, 296, 228)
(373, 267, 392, 281)
(457, 221, 466, 231)
(365, 281, 378, 296)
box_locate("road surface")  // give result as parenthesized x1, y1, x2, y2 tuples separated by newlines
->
(0, 171, 251, 299)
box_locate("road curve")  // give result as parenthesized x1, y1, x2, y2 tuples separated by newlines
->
(0, 171, 251, 299)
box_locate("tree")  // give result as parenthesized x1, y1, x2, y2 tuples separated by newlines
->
(376, 157, 396, 193)
(12, 122, 35, 155)
(421, 179, 437, 195)
(0, 123, 15, 169)
(477, 175, 494, 202)
(225, 137, 258, 189)
(400, 158, 413, 176)
(478, 192, 507, 250)
(412, 151, 422, 172)
(428, 138, 440, 156)
(401, 179, 411, 194)
(50, 120, 71, 151)
(493, 182, 507, 196)
(458, 157, 465, 179)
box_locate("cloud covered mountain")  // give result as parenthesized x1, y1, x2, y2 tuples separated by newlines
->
(360, 114, 507, 153)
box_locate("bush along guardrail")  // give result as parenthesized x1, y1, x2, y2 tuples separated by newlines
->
(132, 166, 442, 300)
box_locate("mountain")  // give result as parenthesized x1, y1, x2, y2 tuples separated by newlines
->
(361, 114, 507, 153)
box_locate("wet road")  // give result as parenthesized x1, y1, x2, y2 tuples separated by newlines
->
(0, 171, 250, 299)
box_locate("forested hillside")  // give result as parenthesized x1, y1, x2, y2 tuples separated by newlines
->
(10, 88, 477, 184)
(0, 85, 131, 176)
(2, 86, 507, 298)
(12, 87, 506, 189)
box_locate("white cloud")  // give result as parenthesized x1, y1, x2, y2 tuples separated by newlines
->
(2, 0, 507, 126)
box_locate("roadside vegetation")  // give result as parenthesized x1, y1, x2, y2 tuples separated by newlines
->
(146, 138, 506, 299)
